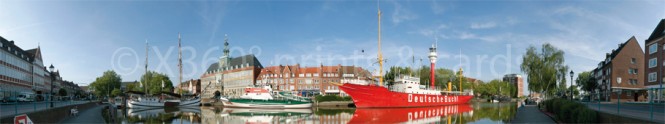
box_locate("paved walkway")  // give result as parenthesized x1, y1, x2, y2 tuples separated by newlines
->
(60, 104, 107, 123)
(510, 105, 556, 124)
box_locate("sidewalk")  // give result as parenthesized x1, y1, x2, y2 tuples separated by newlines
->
(510, 105, 556, 123)
(60, 104, 107, 123)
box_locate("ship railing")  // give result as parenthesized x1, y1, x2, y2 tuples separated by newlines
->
(275, 91, 312, 102)
(440, 91, 472, 96)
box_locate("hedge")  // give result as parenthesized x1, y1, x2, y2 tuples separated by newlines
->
(540, 98, 597, 123)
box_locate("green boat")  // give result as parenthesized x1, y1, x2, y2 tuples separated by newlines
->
(221, 87, 312, 108)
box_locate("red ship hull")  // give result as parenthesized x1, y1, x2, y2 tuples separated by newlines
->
(338, 83, 473, 108)
(348, 104, 474, 123)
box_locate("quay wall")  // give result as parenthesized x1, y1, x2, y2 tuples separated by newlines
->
(1, 102, 98, 123)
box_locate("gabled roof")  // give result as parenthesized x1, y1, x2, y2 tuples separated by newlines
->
(25, 47, 42, 60)
(608, 36, 637, 60)
(646, 19, 665, 42)
(205, 54, 263, 73)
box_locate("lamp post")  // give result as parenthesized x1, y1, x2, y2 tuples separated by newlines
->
(48, 64, 55, 108)
(570, 71, 574, 100)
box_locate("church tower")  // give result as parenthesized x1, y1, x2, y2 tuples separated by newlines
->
(219, 34, 231, 68)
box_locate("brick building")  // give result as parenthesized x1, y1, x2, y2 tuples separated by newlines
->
(256, 64, 371, 96)
(593, 36, 646, 102)
(503, 74, 524, 98)
(176, 79, 201, 95)
(200, 36, 263, 98)
(644, 19, 665, 103)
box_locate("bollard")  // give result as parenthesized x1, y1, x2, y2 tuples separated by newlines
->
(33, 101, 36, 112)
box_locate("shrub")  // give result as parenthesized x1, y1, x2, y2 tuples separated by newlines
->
(576, 109, 597, 123)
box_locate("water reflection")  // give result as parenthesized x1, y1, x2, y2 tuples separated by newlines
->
(350, 104, 474, 124)
(117, 102, 518, 124)
(121, 107, 201, 124)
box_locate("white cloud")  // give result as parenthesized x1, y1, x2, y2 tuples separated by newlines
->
(458, 32, 506, 42)
(470, 22, 497, 29)
(391, 1, 418, 25)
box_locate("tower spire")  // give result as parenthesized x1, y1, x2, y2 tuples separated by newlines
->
(224, 34, 230, 57)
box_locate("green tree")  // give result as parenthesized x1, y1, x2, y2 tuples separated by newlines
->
(58, 89, 67, 96)
(417, 66, 455, 90)
(111, 88, 122, 97)
(138, 71, 174, 95)
(90, 70, 122, 98)
(384, 66, 413, 86)
(520, 43, 568, 98)
(576, 71, 597, 93)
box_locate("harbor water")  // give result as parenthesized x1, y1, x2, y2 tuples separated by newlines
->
(116, 102, 520, 124)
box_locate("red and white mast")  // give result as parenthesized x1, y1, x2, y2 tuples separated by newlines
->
(428, 43, 437, 89)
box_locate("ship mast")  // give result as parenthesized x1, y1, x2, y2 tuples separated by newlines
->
(377, 0, 384, 86)
(144, 40, 149, 93)
(459, 49, 463, 92)
(178, 33, 183, 95)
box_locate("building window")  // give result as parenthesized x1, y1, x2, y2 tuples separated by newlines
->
(649, 44, 658, 54)
(649, 58, 657, 68)
(631, 58, 636, 64)
(648, 72, 657, 82)
(628, 68, 638, 75)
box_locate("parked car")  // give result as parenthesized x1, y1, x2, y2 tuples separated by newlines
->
(17, 93, 35, 102)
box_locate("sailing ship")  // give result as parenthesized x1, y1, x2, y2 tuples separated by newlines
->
(127, 33, 200, 108)
(220, 86, 313, 108)
(334, 1, 473, 108)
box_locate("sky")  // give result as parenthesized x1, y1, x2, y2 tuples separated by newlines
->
(0, 0, 663, 95)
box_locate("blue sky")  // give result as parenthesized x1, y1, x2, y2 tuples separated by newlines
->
(1, 0, 663, 94)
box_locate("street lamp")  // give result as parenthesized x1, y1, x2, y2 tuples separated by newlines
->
(570, 71, 574, 100)
(49, 64, 55, 108)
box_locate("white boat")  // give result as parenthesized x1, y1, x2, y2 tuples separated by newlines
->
(113, 97, 124, 108)
(220, 86, 313, 109)
(179, 96, 202, 106)
(126, 91, 200, 108)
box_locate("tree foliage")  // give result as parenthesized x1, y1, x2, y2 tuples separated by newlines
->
(90, 70, 122, 98)
(58, 89, 67, 96)
(520, 43, 568, 98)
(111, 88, 122, 97)
(475, 79, 516, 98)
(384, 66, 469, 91)
(576, 71, 597, 93)
(134, 71, 174, 95)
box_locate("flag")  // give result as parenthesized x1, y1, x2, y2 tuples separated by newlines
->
(139, 81, 143, 87)
(161, 80, 165, 88)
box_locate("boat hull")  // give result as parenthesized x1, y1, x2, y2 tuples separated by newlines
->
(338, 83, 473, 108)
(221, 99, 312, 109)
(127, 98, 200, 108)
(349, 104, 474, 123)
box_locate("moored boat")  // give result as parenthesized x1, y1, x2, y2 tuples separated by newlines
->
(336, 75, 474, 108)
(221, 86, 313, 108)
